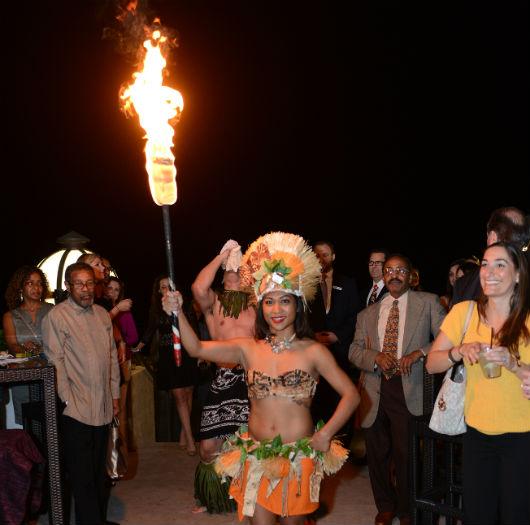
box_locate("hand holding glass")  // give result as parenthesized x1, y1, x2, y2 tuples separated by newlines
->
(478, 343, 501, 378)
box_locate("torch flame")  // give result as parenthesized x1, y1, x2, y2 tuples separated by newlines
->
(121, 29, 183, 206)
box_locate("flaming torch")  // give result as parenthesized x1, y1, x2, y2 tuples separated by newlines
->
(120, 27, 184, 365)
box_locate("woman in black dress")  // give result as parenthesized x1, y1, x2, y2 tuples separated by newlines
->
(134, 275, 198, 455)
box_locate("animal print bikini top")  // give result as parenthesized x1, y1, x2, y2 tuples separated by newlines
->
(245, 369, 317, 401)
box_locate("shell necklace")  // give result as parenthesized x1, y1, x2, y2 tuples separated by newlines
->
(265, 333, 296, 354)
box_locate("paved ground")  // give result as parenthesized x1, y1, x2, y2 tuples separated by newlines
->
(37, 433, 381, 524)
(105, 442, 377, 525)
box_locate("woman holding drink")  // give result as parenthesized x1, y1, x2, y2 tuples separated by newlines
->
(427, 241, 530, 524)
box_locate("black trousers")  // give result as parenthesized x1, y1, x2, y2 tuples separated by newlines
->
(365, 375, 411, 519)
(61, 415, 109, 525)
(463, 426, 530, 525)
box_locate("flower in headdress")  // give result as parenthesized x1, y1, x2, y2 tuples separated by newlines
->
(240, 232, 321, 306)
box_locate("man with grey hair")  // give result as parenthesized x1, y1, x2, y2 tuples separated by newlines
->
(349, 253, 446, 525)
(42, 262, 120, 525)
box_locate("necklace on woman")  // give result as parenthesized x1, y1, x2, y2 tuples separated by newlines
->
(265, 333, 296, 354)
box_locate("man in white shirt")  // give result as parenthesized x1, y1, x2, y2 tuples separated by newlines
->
(361, 249, 388, 307)
(349, 254, 446, 525)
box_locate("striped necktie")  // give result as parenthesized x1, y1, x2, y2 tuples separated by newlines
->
(381, 299, 399, 379)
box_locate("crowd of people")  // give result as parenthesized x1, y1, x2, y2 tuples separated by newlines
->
(1, 205, 529, 525)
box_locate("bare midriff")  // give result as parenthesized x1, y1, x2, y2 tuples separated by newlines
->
(248, 396, 315, 443)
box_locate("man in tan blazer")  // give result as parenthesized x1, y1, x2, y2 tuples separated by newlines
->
(349, 254, 446, 525)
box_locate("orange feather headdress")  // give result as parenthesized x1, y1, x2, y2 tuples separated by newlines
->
(240, 232, 320, 307)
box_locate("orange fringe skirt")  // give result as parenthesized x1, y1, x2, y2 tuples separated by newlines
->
(229, 456, 319, 521)
(215, 432, 348, 521)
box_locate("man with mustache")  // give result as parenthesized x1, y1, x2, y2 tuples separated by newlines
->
(43, 262, 121, 525)
(349, 254, 446, 525)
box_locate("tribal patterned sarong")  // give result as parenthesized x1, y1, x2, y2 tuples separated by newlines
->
(199, 366, 250, 440)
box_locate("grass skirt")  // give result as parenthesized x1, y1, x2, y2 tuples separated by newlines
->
(194, 460, 237, 514)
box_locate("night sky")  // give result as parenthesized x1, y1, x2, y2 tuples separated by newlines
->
(3, 1, 529, 334)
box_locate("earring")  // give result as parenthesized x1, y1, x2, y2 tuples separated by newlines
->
(20, 292, 23, 302)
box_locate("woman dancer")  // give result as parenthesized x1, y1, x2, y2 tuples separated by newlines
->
(3, 266, 53, 425)
(427, 241, 530, 524)
(163, 232, 359, 524)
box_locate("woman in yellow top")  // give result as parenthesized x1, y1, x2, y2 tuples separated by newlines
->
(163, 232, 359, 525)
(427, 241, 530, 525)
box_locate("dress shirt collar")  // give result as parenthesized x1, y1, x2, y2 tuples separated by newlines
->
(381, 290, 409, 308)
(378, 290, 409, 358)
(322, 268, 333, 282)
(372, 278, 384, 290)
(366, 279, 385, 305)
(381, 290, 409, 314)
(67, 296, 95, 315)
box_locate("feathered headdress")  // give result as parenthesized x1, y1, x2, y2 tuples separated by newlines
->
(240, 232, 321, 307)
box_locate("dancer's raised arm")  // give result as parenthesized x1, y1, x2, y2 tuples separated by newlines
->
(162, 290, 244, 366)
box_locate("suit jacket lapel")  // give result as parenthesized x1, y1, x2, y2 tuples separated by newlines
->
(368, 302, 382, 351)
(402, 291, 422, 354)
(328, 273, 341, 313)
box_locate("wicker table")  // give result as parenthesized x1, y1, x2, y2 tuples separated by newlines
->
(0, 358, 63, 524)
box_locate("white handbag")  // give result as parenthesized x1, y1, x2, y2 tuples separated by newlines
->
(428, 301, 474, 436)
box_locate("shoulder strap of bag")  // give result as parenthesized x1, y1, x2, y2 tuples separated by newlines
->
(450, 300, 475, 380)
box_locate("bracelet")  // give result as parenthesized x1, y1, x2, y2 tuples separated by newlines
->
(448, 348, 460, 364)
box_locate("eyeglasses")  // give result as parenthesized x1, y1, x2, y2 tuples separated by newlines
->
(383, 267, 410, 276)
(368, 261, 384, 267)
(69, 281, 96, 290)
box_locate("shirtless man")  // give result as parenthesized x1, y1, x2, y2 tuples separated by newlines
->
(191, 239, 256, 513)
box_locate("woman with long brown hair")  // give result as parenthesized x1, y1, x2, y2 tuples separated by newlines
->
(427, 241, 530, 524)
(134, 275, 199, 456)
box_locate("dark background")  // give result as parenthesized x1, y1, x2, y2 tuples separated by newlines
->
(2, 1, 529, 336)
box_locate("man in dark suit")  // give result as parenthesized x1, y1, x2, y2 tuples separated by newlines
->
(355, 248, 389, 466)
(349, 253, 446, 525)
(360, 249, 389, 307)
(452, 206, 530, 304)
(308, 240, 362, 445)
